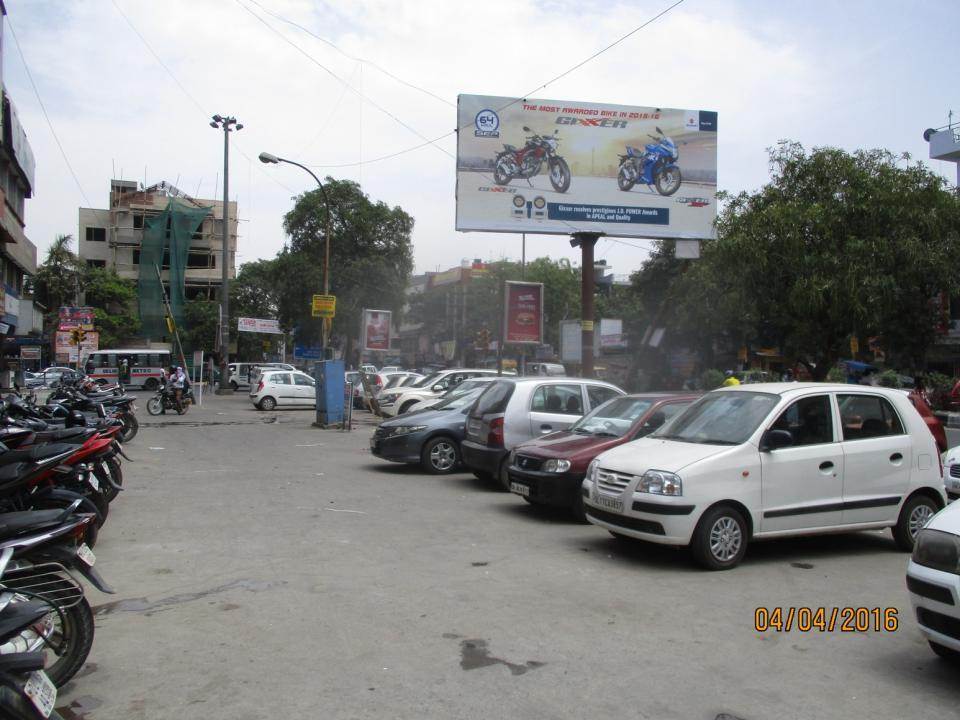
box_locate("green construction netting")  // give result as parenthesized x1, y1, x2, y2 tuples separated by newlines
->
(138, 200, 212, 339)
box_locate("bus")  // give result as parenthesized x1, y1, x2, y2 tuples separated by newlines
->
(85, 349, 172, 390)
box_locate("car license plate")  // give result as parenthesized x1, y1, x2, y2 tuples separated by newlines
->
(24, 670, 56, 718)
(510, 482, 530, 497)
(595, 494, 623, 512)
(87, 474, 99, 491)
(77, 543, 96, 567)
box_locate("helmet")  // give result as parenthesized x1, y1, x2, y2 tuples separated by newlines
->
(724, 370, 733, 377)
(66, 410, 87, 428)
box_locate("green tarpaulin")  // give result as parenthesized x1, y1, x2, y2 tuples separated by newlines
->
(138, 200, 212, 339)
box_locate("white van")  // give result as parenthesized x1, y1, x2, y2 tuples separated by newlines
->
(583, 384, 947, 570)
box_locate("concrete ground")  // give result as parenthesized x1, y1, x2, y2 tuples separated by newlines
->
(56, 394, 959, 720)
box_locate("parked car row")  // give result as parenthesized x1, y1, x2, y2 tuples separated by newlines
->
(369, 380, 959, 660)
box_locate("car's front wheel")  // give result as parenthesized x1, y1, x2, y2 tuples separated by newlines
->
(691, 505, 748, 570)
(893, 494, 939, 551)
(421, 436, 459, 475)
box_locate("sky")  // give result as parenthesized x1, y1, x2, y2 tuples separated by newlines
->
(2, 0, 958, 278)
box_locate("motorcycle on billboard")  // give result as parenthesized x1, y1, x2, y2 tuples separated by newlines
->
(493, 127, 571, 193)
(616, 127, 681, 196)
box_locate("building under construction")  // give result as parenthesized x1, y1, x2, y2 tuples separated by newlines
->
(77, 179, 237, 341)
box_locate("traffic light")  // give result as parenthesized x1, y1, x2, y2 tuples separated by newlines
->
(70, 328, 87, 346)
(476, 327, 491, 351)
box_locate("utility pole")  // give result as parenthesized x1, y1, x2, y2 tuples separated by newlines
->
(570, 232, 602, 378)
(210, 115, 243, 392)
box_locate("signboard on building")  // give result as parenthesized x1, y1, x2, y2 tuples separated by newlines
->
(456, 94, 717, 240)
(54, 329, 99, 363)
(599, 318, 626, 350)
(19, 346, 40, 361)
(503, 281, 544, 345)
(6, 98, 36, 192)
(58, 307, 95, 330)
(237, 317, 282, 334)
(311, 295, 336, 318)
(362, 309, 392, 352)
(294, 344, 322, 361)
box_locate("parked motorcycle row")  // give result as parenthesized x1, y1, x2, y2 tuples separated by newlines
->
(0, 374, 137, 718)
(492, 125, 681, 196)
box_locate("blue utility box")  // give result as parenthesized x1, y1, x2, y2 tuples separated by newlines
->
(313, 359, 345, 426)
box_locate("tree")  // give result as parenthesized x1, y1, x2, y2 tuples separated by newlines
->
(279, 179, 414, 363)
(83, 267, 140, 347)
(671, 142, 960, 378)
(29, 234, 83, 327)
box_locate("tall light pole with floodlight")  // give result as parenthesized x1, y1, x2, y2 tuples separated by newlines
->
(210, 115, 242, 392)
(259, 152, 333, 357)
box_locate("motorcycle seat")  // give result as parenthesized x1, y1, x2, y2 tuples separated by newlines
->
(32, 428, 94, 445)
(0, 508, 66, 538)
(0, 443, 76, 467)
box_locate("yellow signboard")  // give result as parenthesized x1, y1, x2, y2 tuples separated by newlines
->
(849, 336, 859, 355)
(311, 294, 336, 318)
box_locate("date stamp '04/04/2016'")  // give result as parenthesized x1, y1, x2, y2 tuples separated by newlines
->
(754, 607, 899, 633)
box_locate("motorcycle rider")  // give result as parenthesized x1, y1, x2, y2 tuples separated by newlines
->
(169, 366, 186, 412)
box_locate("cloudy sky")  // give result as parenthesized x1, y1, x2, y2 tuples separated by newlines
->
(3, 0, 958, 277)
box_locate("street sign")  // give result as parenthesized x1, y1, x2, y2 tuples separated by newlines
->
(312, 295, 336, 318)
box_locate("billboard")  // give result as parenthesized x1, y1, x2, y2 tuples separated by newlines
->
(54, 329, 99, 363)
(504, 281, 544, 345)
(58, 306, 95, 330)
(456, 94, 717, 239)
(238, 317, 282, 334)
(362, 309, 392, 352)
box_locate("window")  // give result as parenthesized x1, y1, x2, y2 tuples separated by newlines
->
(654, 392, 780, 446)
(272, 373, 292, 385)
(769, 395, 834, 446)
(85, 227, 106, 242)
(187, 252, 215, 269)
(838, 394, 904, 441)
(132, 250, 171, 268)
(133, 214, 144, 230)
(86, 259, 106, 269)
(294, 374, 314, 387)
(587, 385, 620, 409)
(470, 381, 515, 417)
(530, 384, 584, 415)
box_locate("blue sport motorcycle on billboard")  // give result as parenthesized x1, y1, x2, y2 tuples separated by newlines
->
(617, 127, 681, 196)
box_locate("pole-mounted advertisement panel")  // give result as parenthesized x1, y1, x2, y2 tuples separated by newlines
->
(503, 281, 544, 345)
(362, 309, 392, 352)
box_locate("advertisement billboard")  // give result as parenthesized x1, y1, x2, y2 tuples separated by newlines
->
(58, 306, 95, 330)
(237, 317, 282, 334)
(504, 281, 544, 345)
(54, 329, 99, 363)
(456, 94, 717, 239)
(362, 309, 392, 352)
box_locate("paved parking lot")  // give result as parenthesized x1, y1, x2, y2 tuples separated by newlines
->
(59, 394, 959, 719)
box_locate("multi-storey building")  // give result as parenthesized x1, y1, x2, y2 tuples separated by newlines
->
(78, 179, 237, 302)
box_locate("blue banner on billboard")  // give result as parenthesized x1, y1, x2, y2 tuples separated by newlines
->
(547, 202, 669, 225)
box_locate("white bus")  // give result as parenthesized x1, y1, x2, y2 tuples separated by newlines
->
(85, 349, 172, 390)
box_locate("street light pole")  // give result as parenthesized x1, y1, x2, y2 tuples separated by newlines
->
(258, 152, 333, 358)
(210, 115, 243, 393)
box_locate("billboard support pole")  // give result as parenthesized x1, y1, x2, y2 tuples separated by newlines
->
(571, 232, 602, 379)
(520, 234, 526, 376)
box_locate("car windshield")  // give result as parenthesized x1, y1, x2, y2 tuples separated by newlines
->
(571, 397, 654, 437)
(653, 391, 779, 445)
(433, 387, 485, 411)
(384, 374, 410, 389)
(411, 372, 441, 388)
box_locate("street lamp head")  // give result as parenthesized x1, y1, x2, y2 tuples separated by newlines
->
(209, 121, 219, 128)
(236, 123, 244, 131)
(212, 114, 223, 123)
(258, 152, 280, 164)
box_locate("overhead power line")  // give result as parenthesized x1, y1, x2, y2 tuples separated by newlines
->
(246, 0, 455, 109)
(6, 17, 91, 206)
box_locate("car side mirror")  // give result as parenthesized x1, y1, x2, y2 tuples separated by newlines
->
(522, 126, 530, 132)
(432, 385, 444, 392)
(760, 429, 793, 452)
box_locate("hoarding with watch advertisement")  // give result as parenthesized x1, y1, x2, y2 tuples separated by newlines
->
(504, 281, 544, 345)
(456, 94, 717, 240)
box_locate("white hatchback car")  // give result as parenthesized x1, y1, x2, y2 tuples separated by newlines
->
(907, 499, 960, 661)
(582, 384, 947, 570)
(250, 369, 316, 410)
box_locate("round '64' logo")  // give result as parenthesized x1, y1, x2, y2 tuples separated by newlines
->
(475, 109, 500, 137)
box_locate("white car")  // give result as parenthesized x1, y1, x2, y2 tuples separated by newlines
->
(907, 499, 960, 660)
(582, 384, 947, 570)
(940, 447, 960, 502)
(405, 376, 497, 413)
(249, 369, 316, 410)
(377, 369, 501, 417)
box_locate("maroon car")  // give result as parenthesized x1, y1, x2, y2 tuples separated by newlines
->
(907, 390, 948, 453)
(507, 393, 699, 521)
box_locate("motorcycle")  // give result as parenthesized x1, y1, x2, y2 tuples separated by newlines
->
(617, 126, 682, 196)
(145, 383, 193, 416)
(493, 126, 571, 193)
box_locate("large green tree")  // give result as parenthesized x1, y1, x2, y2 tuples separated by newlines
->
(83, 267, 140, 347)
(279, 179, 414, 362)
(29, 234, 83, 326)
(664, 142, 960, 378)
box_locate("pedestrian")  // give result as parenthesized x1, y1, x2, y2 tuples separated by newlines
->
(119, 357, 130, 386)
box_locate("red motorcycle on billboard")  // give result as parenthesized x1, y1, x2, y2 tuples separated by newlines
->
(493, 127, 571, 193)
